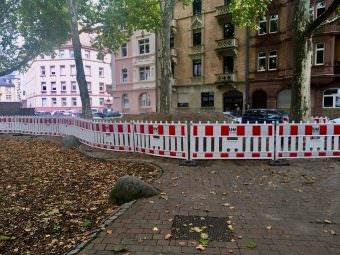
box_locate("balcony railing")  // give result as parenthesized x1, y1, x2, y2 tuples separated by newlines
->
(190, 45, 204, 55)
(215, 73, 236, 83)
(216, 5, 230, 16)
(216, 38, 237, 50)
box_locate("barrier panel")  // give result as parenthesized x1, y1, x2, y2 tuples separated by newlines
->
(133, 121, 188, 159)
(190, 122, 275, 159)
(0, 116, 14, 134)
(276, 122, 340, 158)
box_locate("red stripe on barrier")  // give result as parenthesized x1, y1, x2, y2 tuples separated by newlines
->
(193, 153, 197, 158)
(304, 152, 312, 157)
(149, 149, 154, 154)
(290, 125, 298, 135)
(141, 148, 145, 153)
(252, 153, 260, 158)
(333, 151, 340, 156)
(236, 153, 244, 158)
(119, 146, 125, 150)
(159, 151, 165, 155)
(169, 125, 175, 135)
(128, 125, 131, 133)
(102, 124, 106, 132)
(320, 125, 327, 135)
(289, 152, 297, 157)
(252, 126, 261, 136)
(140, 125, 145, 134)
(182, 152, 186, 158)
(279, 126, 283, 135)
(278, 152, 283, 158)
(181, 126, 185, 136)
(305, 125, 312, 136)
(268, 126, 273, 136)
(319, 152, 326, 157)
(193, 126, 198, 136)
(205, 153, 213, 158)
(118, 124, 123, 133)
(148, 125, 153, 134)
(109, 125, 114, 132)
(158, 125, 164, 135)
(267, 153, 272, 158)
(221, 126, 229, 136)
(220, 153, 229, 158)
(170, 152, 176, 157)
(334, 125, 340, 135)
(237, 126, 245, 136)
(205, 126, 213, 136)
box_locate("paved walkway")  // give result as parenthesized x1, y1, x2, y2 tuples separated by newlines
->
(81, 157, 340, 255)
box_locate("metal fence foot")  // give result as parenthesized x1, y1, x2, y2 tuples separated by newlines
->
(269, 159, 290, 166)
(179, 160, 198, 167)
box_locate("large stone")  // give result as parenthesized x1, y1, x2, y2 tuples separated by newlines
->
(109, 176, 159, 205)
(62, 135, 80, 149)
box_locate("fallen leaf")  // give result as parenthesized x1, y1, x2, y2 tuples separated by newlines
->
(164, 233, 172, 240)
(152, 227, 159, 232)
(106, 230, 113, 235)
(178, 241, 186, 246)
(200, 233, 209, 239)
(266, 225, 272, 230)
(330, 230, 336, 235)
(112, 244, 128, 252)
(324, 219, 332, 224)
(196, 244, 206, 251)
(247, 241, 257, 249)
(191, 226, 203, 233)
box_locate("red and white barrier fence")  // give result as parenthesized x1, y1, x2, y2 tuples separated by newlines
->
(1, 116, 340, 161)
(190, 122, 274, 159)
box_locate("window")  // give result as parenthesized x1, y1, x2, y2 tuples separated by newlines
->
(84, 50, 90, 59)
(87, 82, 91, 92)
(315, 43, 324, 65)
(61, 97, 67, 106)
(71, 81, 77, 92)
(70, 50, 74, 58)
(50, 66, 56, 75)
(61, 81, 67, 92)
(42, 98, 47, 107)
(122, 94, 129, 108)
(122, 68, 128, 83)
(51, 98, 57, 106)
(268, 50, 278, 70)
(139, 93, 151, 107)
(139, 39, 150, 54)
(40, 66, 46, 76)
(277, 89, 291, 109)
(193, 59, 202, 77)
(60, 65, 66, 76)
(99, 83, 105, 93)
(269, 15, 279, 33)
(223, 56, 234, 73)
(85, 66, 91, 76)
(224, 23, 235, 39)
(51, 82, 57, 93)
(193, 30, 202, 46)
(72, 97, 77, 106)
(59, 50, 65, 59)
(317, 0, 325, 17)
(71, 65, 76, 76)
(121, 43, 127, 57)
(6, 95, 11, 101)
(193, 0, 202, 16)
(257, 52, 266, 71)
(99, 98, 105, 106)
(41, 82, 47, 93)
(99, 67, 104, 78)
(201, 92, 214, 107)
(258, 17, 267, 35)
(323, 88, 340, 108)
(139, 66, 150, 81)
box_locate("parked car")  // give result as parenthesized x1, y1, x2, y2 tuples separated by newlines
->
(242, 109, 289, 124)
(330, 117, 340, 123)
(34, 111, 51, 116)
(223, 111, 242, 123)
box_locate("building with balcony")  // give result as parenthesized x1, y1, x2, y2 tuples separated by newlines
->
(0, 73, 20, 102)
(171, 0, 246, 113)
(20, 33, 112, 112)
(110, 30, 156, 114)
(249, 0, 340, 117)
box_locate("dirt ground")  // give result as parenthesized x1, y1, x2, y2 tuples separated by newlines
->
(0, 136, 159, 255)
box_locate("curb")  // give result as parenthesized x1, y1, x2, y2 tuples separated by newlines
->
(65, 200, 136, 255)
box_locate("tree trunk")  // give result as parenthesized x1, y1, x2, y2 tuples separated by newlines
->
(290, 0, 312, 122)
(67, 0, 92, 119)
(158, 0, 175, 114)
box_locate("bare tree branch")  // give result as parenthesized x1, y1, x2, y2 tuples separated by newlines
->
(318, 14, 340, 28)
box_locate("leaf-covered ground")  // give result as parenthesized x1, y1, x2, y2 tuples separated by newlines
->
(0, 136, 159, 255)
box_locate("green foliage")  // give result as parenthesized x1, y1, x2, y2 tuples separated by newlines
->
(228, 0, 273, 29)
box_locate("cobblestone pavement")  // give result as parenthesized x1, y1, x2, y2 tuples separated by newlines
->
(81, 157, 340, 255)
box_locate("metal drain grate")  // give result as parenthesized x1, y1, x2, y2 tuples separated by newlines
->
(171, 215, 231, 241)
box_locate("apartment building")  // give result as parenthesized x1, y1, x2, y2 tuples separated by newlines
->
(249, 0, 340, 117)
(111, 30, 157, 114)
(20, 33, 112, 112)
(0, 73, 20, 102)
(171, 0, 246, 113)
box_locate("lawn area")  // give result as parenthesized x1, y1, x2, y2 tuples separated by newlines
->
(0, 136, 159, 255)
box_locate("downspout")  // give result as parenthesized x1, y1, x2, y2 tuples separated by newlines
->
(243, 27, 250, 112)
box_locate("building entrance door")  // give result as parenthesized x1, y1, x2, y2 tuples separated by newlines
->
(223, 90, 243, 114)
(252, 90, 267, 108)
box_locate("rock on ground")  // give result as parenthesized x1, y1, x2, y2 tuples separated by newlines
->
(110, 176, 159, 205)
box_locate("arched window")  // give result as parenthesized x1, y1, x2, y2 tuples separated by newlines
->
(277, 89, 291, 109)
(323, 88, 340, 108)
(122, 94, 129, 108)
(139, 93, 151, 108)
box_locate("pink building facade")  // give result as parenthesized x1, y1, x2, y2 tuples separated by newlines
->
(112, 30, 157, 114)
(20, 34, 112, 112)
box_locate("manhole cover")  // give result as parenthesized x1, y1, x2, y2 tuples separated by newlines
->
(171, 215, 231, 241)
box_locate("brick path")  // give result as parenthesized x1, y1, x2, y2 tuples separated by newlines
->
(81, 158, 340, 255)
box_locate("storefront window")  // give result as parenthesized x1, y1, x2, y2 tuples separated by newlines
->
(323, 88, 340, 108)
